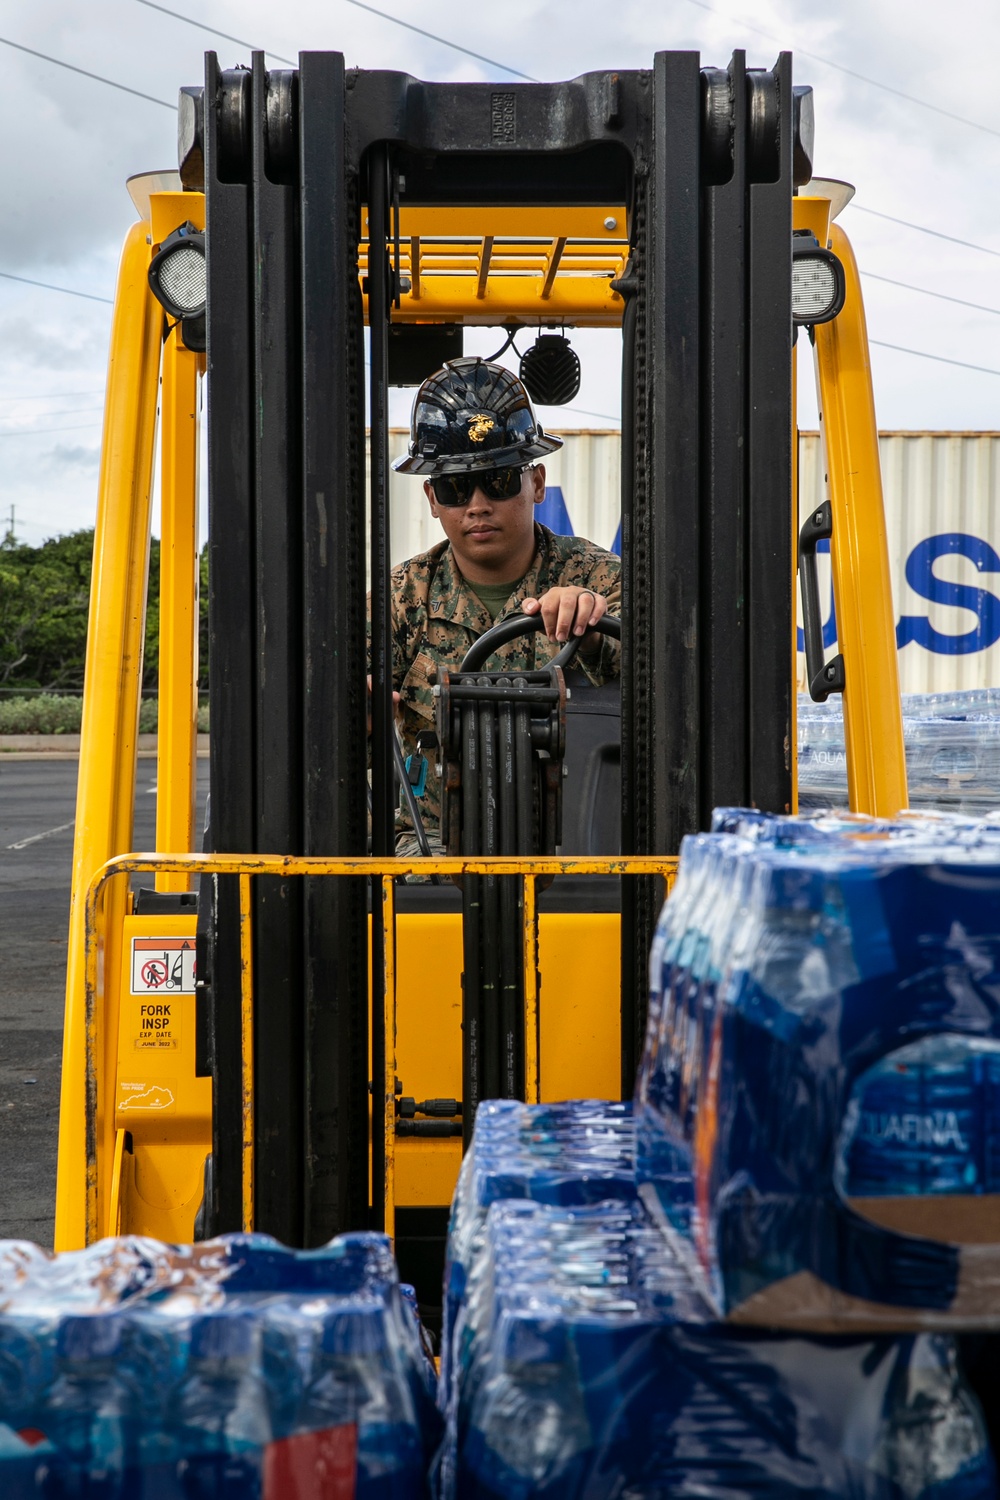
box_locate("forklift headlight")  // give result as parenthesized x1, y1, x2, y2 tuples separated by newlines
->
(792, 231, 845, 326)
(148, 222, 206, 320)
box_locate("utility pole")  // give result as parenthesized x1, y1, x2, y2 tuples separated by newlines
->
(2, 504, 14, 547)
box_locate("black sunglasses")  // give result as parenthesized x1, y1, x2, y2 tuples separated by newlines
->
(430, 464, 532, 508)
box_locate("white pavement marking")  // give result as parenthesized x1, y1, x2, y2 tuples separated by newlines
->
(6, 820, 75, 851)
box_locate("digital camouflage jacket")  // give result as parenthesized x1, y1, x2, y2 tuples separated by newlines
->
(370, 523, 621, 836)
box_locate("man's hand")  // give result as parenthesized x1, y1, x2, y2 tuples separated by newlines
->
(522, 586, 608, 649)
(367, 674, 402, 734)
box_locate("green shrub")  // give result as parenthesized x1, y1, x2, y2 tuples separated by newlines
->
(0, 694, 209, 736)
(0, 694, 83, 734)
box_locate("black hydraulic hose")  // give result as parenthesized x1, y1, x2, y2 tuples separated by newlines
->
(498, 697, 516, 858)
(477, 678, 501, 1102)
(461, 699, 482, 1147)
(498, 694, 521, 1098)
(513, 677, 533, 856)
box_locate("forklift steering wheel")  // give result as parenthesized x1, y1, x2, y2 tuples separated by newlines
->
(459, 611, 621, 674)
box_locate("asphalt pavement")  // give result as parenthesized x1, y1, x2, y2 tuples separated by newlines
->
(0, 758, 208, 1245)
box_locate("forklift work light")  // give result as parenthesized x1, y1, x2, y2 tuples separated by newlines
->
(792, 231, 845, 326)
(148, 222, 206, 320)
(519, 334, 581, 406)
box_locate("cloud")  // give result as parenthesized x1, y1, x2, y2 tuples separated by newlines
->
(2, 0, 999, 546)
(48, 444, 102, 470)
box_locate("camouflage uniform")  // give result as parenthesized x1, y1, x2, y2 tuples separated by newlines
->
(370, 522, 621, 840)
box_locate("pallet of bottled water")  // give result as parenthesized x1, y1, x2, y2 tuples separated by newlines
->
(439, 1102, 996, 1500)
(0, 1230, 439, 1497)
(798, 689, 1000, 812)
(440, 1098, 636, 1404)
(636, 806, 1000, 1329)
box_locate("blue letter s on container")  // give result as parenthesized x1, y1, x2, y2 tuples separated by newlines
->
(896, 533, 1000, 656)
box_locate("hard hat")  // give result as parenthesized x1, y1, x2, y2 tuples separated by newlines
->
(393, 357, 563, 476)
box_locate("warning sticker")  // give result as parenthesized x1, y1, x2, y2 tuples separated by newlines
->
(131, 937, 196, 995)
(118, 1080, 176, 1114)
(133, 997, 179, 1050)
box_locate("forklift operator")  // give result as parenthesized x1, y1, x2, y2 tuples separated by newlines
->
(369, 356, 621, 854)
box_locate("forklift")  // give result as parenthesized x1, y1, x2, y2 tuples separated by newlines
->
(54, 48, 906, 1327)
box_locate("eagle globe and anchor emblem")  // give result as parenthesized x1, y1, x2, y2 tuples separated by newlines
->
(466, 413, 496, 443)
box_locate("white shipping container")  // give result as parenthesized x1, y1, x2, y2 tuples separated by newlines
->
(375, 430, 1000, 694)
(798, 432, 1000, 694)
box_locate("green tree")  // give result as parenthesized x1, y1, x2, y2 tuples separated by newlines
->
(0, 529, 209, 694)
(0, 529, 94, 688)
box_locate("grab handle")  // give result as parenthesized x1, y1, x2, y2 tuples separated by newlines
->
(799, 500, 845, 702)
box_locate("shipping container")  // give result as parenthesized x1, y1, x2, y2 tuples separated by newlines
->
(799, 431, 1000, 694)
(377, 429, 1000, 694)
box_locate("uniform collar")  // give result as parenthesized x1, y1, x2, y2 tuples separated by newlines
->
(428, 523, 554, 628)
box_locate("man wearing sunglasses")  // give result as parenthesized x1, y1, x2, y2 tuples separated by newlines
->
(373, 356, 620, 855)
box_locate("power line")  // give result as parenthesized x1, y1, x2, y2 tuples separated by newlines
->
(0, 270, 112, 305)
(869, 340, 1000, 377)
(848, 204, 1000, 260)
(0, 423, 102, 439)
(683, 0, 1000, 139)
(860, 271, 1000, 317)
(0, 407, 106, 427)
(552, 405, 620, 423)
(134, 0, 295, 66)
(343, 0, 537, 81)
(0, 390, 104, 401)
(0, 35, 176, 109)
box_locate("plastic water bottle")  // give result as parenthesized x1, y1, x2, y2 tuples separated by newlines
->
(35, 1314, 139, 1499)
(0, 1316, 53, 1500)
(464, 1313, 591, 1499)
(170, 1313, 270, 1500)
(0, 1315, 47, 1430)
(872, 1334, 997, 1499)
(296, 1298, 422, 1498)
(125, 1315, 186, 1500)
(838, 1035, 1000, 1200)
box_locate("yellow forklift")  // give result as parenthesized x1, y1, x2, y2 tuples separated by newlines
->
(54, 48, 906, 1326)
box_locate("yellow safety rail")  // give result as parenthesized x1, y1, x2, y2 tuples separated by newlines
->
(359, 205, 630, 325)
(79, 853, 678, 1246)
(794, 195, 908, 818)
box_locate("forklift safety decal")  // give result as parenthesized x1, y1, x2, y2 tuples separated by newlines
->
(131, 999, 179, 1050)
(131, 937, 196, 995)
(117, 1081, 176, 1113)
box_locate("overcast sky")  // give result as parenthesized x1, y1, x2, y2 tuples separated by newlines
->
(1, 0, 998, 546)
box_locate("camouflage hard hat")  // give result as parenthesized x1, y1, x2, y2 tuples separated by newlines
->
(393, 357, 563, 476)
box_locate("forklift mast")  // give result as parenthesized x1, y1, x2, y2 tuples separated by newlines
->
(192, 51, 798, 1247)
(53, 47, 908, 1259)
